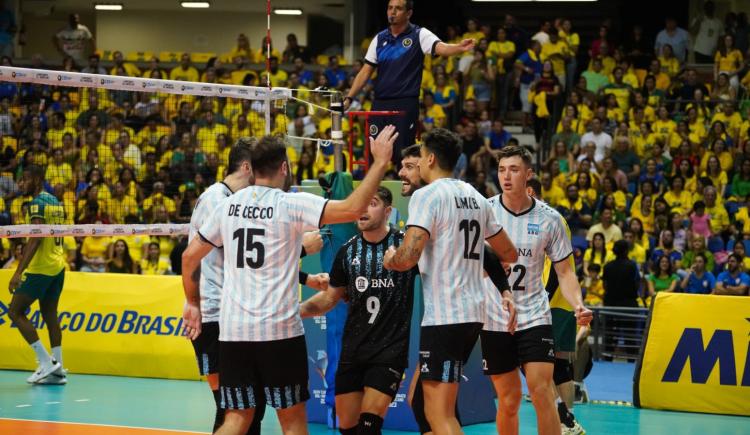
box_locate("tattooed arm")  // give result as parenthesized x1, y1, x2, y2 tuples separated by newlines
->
(383, 227, 429, 272)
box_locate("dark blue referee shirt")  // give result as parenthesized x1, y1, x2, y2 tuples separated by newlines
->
(365, 24, 441, 100)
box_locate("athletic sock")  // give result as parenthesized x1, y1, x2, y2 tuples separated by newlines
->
(212, 389, 225, 432)
(52, 346, 63, 367)
(557, 401, 575, 428)
(245, 402, 264, 435)
(357, 412, 383, 435)
(30, 340, 53, 368)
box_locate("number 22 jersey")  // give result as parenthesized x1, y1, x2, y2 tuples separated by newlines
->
(483, 196, 573, 332)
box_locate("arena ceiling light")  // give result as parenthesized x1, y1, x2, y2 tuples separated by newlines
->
(94, 3, 124, 10)
(274, 8, 303, 15)
(180, 1, 210, 8)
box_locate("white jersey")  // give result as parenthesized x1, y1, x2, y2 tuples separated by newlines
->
(189, 182, 233, 323)
(406, 178, 502, 326)
(483, 196, 573, 332)
(199, 186, 328, 342)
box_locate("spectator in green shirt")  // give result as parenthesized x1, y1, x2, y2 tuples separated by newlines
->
(647, 255, 680, 297)
(581, 58, 609, 93)
(730, 158, 750, 199)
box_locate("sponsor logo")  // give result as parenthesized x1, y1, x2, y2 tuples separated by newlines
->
(351, 258, 360, 266)
(370, 278, 394, 288)
(355, 276, 369, 292)
(37, 73, 50, 80)
(162, 83, 175, 90)
(5, 230, 20, 236)
(122, 80, 135, 86)
(369, 124, 379, 137)
(31, 228, 42, 235)
(0, 307, 184, 336)
(72, 228, 85, 235)
(11, 71, 16, 78)
(238, 89, 249, 96)
(80, 76, 93, 83)
(58, 74, 72, 82)
(113, 227, 125, 234)
(402, 37, 413, 48)
(200, 86, 212, 92)
(49, 229, 55, 235)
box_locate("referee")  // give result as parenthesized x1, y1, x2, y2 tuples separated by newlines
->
(344, 0, 475, 162)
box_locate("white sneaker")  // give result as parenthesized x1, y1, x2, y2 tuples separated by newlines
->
(562, 421, 586, 435)
(35, 371, 67, 385)
(26, 360, 62, 384)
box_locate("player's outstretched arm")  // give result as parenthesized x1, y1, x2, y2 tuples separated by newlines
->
(320, 125, 397, 226)
(300, 286, 345, 318)
(383, 226, 428, 272)
(486, 229, 519, 264)
(180, 237, 213, 340)
(553, 258, 593, 326)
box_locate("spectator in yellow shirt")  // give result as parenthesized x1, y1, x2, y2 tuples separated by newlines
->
(142, 181, 177, 222)
(169, 53, 199, 82)
(583, 263, 604, 306)
(80, 234, 111, 273)
(255, 36, 282, 65)
(109, 180, 139, 224)
(47, 112, 76, 149)
(110, 51, 141, 77)
(648, 59, 671, 91)
(423, 92, 447, 128)
(259, 56, 288, 87)
(45, 148, 74, 188)
(140, 242, 170, 275)
(657, 44, 681, 77)
(196, 111, 229, 154)
(714, 34, 743, 90)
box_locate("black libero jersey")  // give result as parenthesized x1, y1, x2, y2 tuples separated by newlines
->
(329, 228, 417, 366)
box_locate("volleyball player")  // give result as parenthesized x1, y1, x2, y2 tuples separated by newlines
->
(482, 146, 592, 435)
(181, 126, 398, 435)
(527, 178, 586, 435)
(299, 187, 417, 435)
(7, 165, 66, 384)
(383, 129, 518, 435)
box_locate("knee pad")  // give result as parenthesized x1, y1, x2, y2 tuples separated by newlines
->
(357, 412, 383, 435)
(410, 380, 432, 434)
(339, 426, 357, 435)
(553, 358, 573, 385)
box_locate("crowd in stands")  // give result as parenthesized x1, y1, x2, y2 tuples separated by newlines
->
(0, 4, 749, 296)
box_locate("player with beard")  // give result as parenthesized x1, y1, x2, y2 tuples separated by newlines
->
(398, 143, 514, 434)
(300, 187, 418, 435)
(182, 127, 398, 435)
(482, 146, 592, 435)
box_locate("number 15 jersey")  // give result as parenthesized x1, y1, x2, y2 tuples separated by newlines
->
(199, 186, 328, 342)
(406, 178, 502, 327)
(483, 196, 573, 332)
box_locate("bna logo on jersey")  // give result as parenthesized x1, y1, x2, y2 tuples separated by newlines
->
(402, 38, 413, 48)
(355, 276, 369, 292)
(527, 223, 540, 235)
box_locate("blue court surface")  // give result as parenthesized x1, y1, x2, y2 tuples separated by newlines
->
(0, 362, 747, 434)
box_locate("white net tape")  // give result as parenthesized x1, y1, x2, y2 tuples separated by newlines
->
(1, 224, 188, 238)
(0, 66, 291, 101)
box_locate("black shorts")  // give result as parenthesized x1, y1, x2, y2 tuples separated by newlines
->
(218, 335, 310, 410)
(480, 325, 555, 375)
(335, 362, 405, 399)
(419, 322, 483, 383)
(191, 321, 220, 376)
(370, 97, 419, 164)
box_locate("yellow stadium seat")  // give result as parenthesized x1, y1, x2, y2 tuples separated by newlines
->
(126, 51, 154, 62)
(159, 51, 183, 63)
(190, 52, 217, 63)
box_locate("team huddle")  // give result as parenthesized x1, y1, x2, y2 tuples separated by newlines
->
(180, 125, 593, 435)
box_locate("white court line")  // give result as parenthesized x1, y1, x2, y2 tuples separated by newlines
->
(0, 417, 210, 433)
(73, 398, 90, 402)
(15, 404, 31, 408)
(45, 401, 61, 405)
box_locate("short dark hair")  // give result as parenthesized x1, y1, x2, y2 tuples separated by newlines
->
(694, 252, 707, 264)
(527, 178, 542, 197)
(401, 144, 421, 159)
(587, 263, 602, 273)
(613, 239, 629, 258)
(227, 137, 256, 174)
(496, 145, 533, 167)
(404, 0, 414, 10)
(421, 128, 462, 171)
(251, 135, 288, 177)
(728, 253, 743, 263)
(23, 164, 45, 182)
(375, 187, 393, 207)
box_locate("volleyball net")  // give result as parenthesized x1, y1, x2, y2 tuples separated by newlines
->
(0, 65, 348, 270)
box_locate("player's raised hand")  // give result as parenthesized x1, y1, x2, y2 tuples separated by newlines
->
(306, 273, 330, 291)
(182, 303, 202, 341)
(575, 304, 593, 326)
(459, 38, 476, 52)
(502, 290, 517, 334)
(369, 125, 398, 165)
(302, 230, 324, 255)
